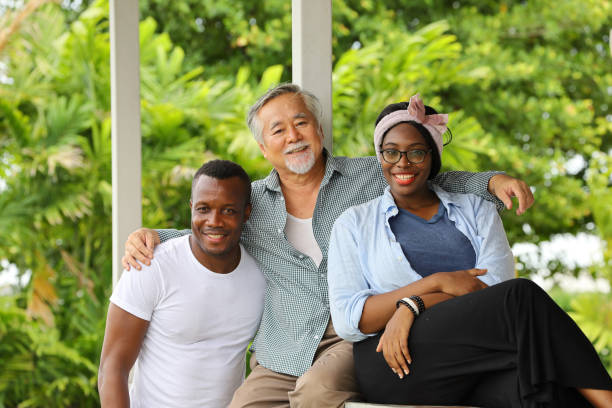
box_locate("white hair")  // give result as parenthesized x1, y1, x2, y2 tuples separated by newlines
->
(246, 83, 323, 144)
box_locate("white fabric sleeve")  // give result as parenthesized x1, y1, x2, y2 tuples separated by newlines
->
(110, 262, 163, 321)
(328, 211, 377, 343)
(472, 197, 515, 285)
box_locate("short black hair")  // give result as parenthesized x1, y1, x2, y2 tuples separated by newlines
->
(191, 159, 251, 205)
(375, 102, 452, 179)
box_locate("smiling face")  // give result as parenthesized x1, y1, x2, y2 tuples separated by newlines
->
(189, 175, 251, 271)
(380, 123, 433, 202)
(256, 93, 324, 175)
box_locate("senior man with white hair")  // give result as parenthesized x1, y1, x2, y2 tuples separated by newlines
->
(122, 83, 534, 407)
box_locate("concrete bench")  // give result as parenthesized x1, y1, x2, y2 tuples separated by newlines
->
(345, 403, 475, 408)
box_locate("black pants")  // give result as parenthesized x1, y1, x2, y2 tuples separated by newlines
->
(353, 279, 612, 407)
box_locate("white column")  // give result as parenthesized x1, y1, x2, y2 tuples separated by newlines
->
(110, 0, 142, 286)
(292, 0, 333, 151)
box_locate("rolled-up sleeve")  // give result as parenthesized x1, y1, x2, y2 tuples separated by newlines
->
(328, 211, 377, 343)
(157, 228, 191, 243)
(473, 199, 515, 285)
(434, 170, 505, 212)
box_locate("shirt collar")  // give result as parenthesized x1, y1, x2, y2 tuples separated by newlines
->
(381, 187, 395, 210)
(263, 149, 343, 193)
(263, 168, 282, 192)
(381, 182, 463, 217)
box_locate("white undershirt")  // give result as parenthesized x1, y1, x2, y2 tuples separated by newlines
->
(284, 213, 323, 266)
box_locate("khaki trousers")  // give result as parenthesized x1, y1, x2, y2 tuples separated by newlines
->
(229, 322, 361, 408)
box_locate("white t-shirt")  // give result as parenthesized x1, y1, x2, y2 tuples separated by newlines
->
(284, 213, 323, 266)
(110, 235, 265, 408)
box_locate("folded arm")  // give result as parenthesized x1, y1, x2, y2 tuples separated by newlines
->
(374, 291, 453, 378)
(361, 198, 515, 333)
(363, 268, 489, 377)
(358, 269, 487, 334)
(328, 211, 488, 341)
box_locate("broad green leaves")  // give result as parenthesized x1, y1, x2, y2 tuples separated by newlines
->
(569, 292, 612, 372)
(1, 0, 612, 403)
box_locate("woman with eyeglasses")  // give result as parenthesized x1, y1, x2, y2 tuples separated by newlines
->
(327, 95, 612, 407)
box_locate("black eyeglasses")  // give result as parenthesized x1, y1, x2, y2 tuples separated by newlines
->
(379, 148, 431, 164)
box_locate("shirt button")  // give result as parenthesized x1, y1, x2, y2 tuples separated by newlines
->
(277, 228, 282, 234)
(313, 335, 319, 340)
(298, 254, 304, 259)
(279, 196, 284, 201)
(320, 273, 324, 277)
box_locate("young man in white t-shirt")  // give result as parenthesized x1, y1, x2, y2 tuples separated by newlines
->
(98, 160, 266, 408)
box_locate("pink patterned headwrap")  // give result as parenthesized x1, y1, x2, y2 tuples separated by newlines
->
(373, 94, 448, 163)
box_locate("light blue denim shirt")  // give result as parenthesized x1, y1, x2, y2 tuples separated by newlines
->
(328, 184, 515, 342)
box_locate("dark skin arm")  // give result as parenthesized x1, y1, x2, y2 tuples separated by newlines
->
(98, 304, 150, 408)
(376, 292, 452, 378)
(361, 269, 488, 379)
(359, 268, 488, 334)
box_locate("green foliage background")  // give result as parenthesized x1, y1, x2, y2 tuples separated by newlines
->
(0, 0, 610, 405)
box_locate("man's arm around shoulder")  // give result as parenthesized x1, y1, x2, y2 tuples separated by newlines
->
(433, 170, 534, 215)
(98, 304, 149, 408)
(122, 228, 191, 271)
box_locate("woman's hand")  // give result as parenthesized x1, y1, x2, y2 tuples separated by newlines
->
(121, 228, 160, 271)
(376, 306, 415, 379)
(437, 269, 488, 297)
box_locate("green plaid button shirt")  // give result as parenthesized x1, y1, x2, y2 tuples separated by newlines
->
(158, 152, 502, 376)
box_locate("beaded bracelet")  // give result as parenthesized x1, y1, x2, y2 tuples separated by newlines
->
(396, 298, 419, 318)
(409, 295, 425, 314)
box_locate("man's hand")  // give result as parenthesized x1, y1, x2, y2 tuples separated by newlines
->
(121, 228, 160, 271)
(488, 174, 534, 215)
(376, 306, 415, 379)
(437, 269, 488, 297)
